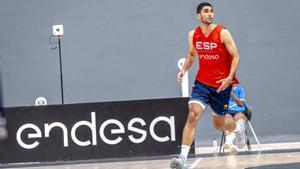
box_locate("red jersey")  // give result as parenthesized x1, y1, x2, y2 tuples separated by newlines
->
(192, 25, 239, 88)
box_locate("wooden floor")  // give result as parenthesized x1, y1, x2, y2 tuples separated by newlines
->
(5, 142, 300, 169)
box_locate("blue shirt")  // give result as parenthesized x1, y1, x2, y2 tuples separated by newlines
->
(228, 86, 246, 113)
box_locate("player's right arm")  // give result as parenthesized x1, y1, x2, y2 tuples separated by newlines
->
(177, 30, 197, 84)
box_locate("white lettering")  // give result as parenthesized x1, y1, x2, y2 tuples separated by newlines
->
(44, 122, 68, 147)
(16, 113, 177, 149)
(128, 118, 147, 144)
(71, 112, 97, 146)
(203, 42, 210, 50)
(196, 42, 202, 49)
(210, 42, 217, 49)
(99, 119, 125, 145)
(150, 116, 176, 142)
(199, 54, 220, 60)
(195, 42, 217, 50)
(16, 123, 42, 149)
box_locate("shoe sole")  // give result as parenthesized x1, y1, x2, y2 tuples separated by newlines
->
(223, 143, 231, 150)
(230, 147, 238, 154)
(170, 159, 185, 169)
(223, 144, 238, 154)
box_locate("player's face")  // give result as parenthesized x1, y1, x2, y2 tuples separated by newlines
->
(198, 6, 214, 25)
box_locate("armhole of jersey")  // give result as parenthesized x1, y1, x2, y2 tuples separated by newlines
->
(192, 27, 199, 46)
(218, 25, 225, 45)
(193, 27, 199, 36)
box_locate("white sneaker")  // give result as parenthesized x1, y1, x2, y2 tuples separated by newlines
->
(223, 141, 238, 153)
(170, 155, 187, 169)
(235, 123, 246, 149)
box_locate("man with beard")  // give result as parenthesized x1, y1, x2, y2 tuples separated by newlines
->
(170, 2, 246, 169)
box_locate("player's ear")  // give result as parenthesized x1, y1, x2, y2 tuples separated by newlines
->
(196, 13, 201, 20)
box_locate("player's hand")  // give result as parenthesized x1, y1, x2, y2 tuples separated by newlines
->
(216, 76, 232, 93)
(177, 71, 185, 84)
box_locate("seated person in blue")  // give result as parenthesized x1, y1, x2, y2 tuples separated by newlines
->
(223, 85, 248, 152)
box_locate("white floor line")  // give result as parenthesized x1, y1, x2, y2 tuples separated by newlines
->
(195, 142, 300, 154)
(189, 158, 202, 169)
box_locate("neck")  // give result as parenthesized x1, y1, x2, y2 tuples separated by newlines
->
(200, 23, 216, 31)
(199, 23, 217, 36)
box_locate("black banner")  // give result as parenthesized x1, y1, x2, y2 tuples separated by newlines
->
(0, 98, 194, 164)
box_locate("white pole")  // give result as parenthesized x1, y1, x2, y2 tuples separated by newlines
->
(247, 121, 262, 149)
(177, 58, 189, 97)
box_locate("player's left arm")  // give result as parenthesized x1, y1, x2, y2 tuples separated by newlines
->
(222, 29, 240, 81)
(216, 29, 240, 93)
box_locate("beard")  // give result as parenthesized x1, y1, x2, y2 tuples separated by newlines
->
(202, 17, 213, 25)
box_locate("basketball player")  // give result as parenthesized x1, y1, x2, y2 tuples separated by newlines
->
(170, 2, 246, 169)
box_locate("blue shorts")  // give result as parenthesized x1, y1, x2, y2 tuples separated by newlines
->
(189, 80, 232, 116)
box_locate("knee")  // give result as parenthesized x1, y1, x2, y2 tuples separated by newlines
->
(212, 116, 224, 131)
(187, 110, 200, 126)
(234, 112, 248, 121)
(223, 118, 234, 131)
(214, 123, 223, 131)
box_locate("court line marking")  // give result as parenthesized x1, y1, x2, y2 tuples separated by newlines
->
(189, 158, 202, 169)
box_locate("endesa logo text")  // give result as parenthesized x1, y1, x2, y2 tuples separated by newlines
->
(16, 112, 176, 149)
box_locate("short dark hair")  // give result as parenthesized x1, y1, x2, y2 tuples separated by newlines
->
(196, 2, 213, 14)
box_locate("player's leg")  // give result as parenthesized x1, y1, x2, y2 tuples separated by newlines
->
(210, 86, 233, 131)
(210, 86, 246, 149)
(233, 111, 247, 149)
(223, 114, 237, 152)
(212, 111, 246, 150)
(212, 113, 237, 153)
(170, 103, 204, 169)
(234, 111, 247, 121)
(181, 102, 204, 154)
(171, 81, 209, 169)
(170, 102, 204, 169)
